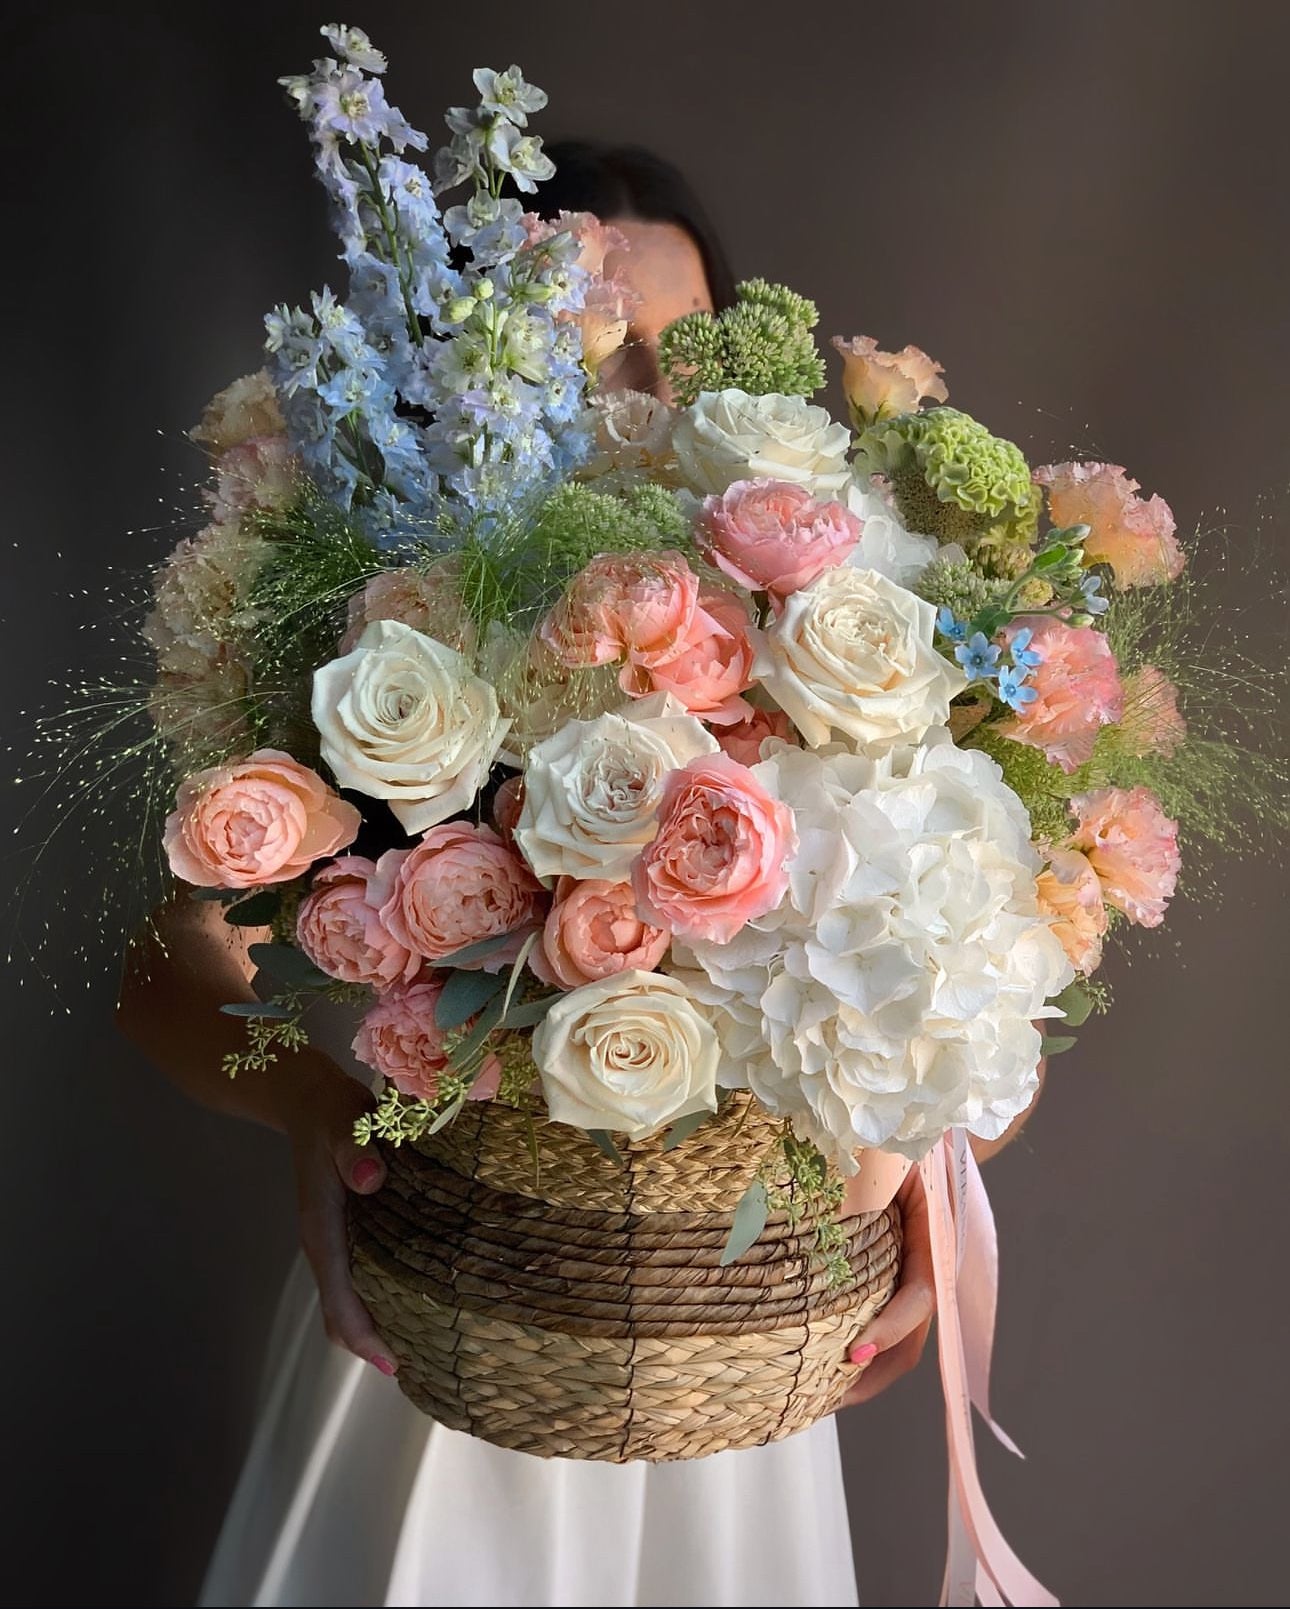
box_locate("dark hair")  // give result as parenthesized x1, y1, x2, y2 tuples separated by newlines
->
(528, 141, 737, 311)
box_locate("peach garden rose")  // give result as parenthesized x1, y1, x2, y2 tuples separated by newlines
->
(295, 856, 420, 990)
(533, 877, 670, 990)
(622, 587, 758, 724)
(163, 749, 360, 889)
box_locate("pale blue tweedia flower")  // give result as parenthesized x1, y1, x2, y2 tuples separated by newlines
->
(1008, 626, 1042, 671)
(955, 632, 1002, 681)
(936, 606, 968, 644)
(997, 664, 1039, 711)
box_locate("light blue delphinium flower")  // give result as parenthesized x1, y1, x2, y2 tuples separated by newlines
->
(936, 606, 969, 644)
(955, 632, 1002, 681)
(320, 24, 389, 74)
(473, 66, 548, 124)
(997, 664, 1039, 711)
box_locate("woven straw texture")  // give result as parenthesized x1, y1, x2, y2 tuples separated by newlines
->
(350, 1093, 902, 1461)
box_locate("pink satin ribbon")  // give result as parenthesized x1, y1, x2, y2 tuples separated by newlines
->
(918, 1131, 1058, 1608)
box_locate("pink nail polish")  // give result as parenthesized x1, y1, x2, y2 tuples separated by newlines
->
(369, 1354, 397, 1376)
(352, 1158, 382, 1190)
(849, 1342, 879, 1366)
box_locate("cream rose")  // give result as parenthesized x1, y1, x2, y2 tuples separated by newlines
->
(757, 566, 965, 751)
(531, 970, 719, 1140)
(672, 389, 852, 498)
(311, 619, 508, 834)
(514, 696, 718, 881)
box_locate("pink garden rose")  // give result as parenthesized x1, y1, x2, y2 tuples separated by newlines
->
(371, 822, 546, 970)
(1035, 847, 1108, 976)
(1120, 666, 1187, 759)
(296, 856, 419, 990)
(353, 980, 501, 1103)
(340, 560, 476, 656)
(697, 478, 860, 601)
(633, 752, 796, 943)
(713, 705, 797, 767)
(999, 617, 1124, 773)
(622, 588, 757, 723)
(830, 335, 948, 427)
(533, 876, 671, 990)
(163, 749, 360, 889)
(540, 551, 701, 671)
(1070, 785, 1181, 928)
(1034, 461, 1183, 588)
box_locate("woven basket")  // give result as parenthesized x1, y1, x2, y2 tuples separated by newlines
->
(349, 1091, 901, 1461)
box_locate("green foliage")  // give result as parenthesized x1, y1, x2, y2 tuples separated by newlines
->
(659, 278, 826, 406)
(353, 1077, 474, 1148)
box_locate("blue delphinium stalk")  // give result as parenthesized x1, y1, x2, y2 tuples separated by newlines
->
(266, 27, 596, 535)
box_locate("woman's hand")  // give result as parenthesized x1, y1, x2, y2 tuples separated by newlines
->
(840, 1165, 935, 1407)
(280, 1068, 397, 1376)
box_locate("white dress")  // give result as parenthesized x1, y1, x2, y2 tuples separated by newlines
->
(199, 1259, 859, 1608)
(200, 1003, 859, 1609)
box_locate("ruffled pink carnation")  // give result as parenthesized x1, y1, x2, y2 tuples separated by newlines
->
(1034, 462, 1183, 588)
(830, 335, 948, 426)
(533, 877, 670, 990)
(633, 752, 796, 943)
(999, 617, 1124, 773)
(296, 856, 420, 990)
(697, 478, 860, 601)
(1035, 847, 1108, 976)
(1120, 666, 1187, 759)
(370, 823, 546, 970)
(340, 560, 476, 655)
(540, 551, 701, 671)
(713, 705, 797, 767)
(207, 436, 298, 525)
(163, 749, 360, 889)
(623, 588, 757, 723)
(1070, 785, 1181, 928)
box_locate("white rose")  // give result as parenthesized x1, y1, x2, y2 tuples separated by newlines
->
(311, 619, 508, 834)
(515, 695, 718, 880)
(672, 388, 852, 498)
(532, 970, 719, 1140)
(757, 566, 965, 752)
(577, 388, 680, 488)
(844, 479, 938, 587)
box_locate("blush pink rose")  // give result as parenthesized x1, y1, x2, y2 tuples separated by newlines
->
(533, 876, 671, 990)
(1035, 847, 1108, 976)
(296, 856, 420, 990)
(491, 775, 525, 845)
(351, 980, 447, 1102)
(830, 335, 948, 426)
(163, 749, 360, 889)
(998, 617, 1124, 773)
(370, 822, 546, 970)
(1120, 666, 1187, 759)
(633, 752, 796, 943)
(1034, 462, 1183, 588)
(622, 588, 758, 723)
(697, 478, 861, 601)
(340, 561, 476, 656)
(540, 552, 700, 671)
(713, 705, 797, 767)
(1070, 785, 1181, 928)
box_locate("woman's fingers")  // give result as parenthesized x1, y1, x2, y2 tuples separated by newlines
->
(298, 1168, 396, 1372)
(332, 1130, 387, 1196)
(841, 1166, 936, 1407)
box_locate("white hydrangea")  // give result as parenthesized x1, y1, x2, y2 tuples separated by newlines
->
(673, 737, 1073, 1168)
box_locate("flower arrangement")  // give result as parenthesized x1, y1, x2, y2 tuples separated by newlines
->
(124, 26, 1288, 1249)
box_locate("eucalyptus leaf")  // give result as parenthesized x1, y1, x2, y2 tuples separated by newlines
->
(426, 1095, 467, 1136)
(223, 889, 282, 927)
(440, 930, 527, 967)
(500, 994, 558, 1031)
(662, 1107, 715, 1152)
(500, 931, 539, 1022)
(446, 998, 506, 1072)
(435, 968, 505, 1031)
(219, 1001, 295, 1020)
(1051, 982, 1094, 1028)
(587, 1129, 624, 1165)
(1043, 1034, 1079, 1057)
(720, 1178, 769, 1267)
(247, 942, 331, 990)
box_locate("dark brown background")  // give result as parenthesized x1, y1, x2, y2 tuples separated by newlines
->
(5, 3, 1288, 1604)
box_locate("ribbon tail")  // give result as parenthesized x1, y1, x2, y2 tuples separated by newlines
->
(923, 1141, 1058, 1608)
(951, 1131, 1023, 1458)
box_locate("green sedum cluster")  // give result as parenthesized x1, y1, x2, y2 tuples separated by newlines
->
(658, 278, 826, 406)
(856, 407, 1040, 570)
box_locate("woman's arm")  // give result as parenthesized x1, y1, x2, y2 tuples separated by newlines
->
(116, 895, 397, 1373)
